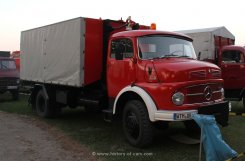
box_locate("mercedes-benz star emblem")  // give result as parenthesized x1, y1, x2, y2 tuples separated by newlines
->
(204, 85, 212, 101)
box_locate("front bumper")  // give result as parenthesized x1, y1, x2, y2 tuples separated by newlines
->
(198, 101, 229, 126)
(154, 101, 229, 126)
(0, 85, 19, 90)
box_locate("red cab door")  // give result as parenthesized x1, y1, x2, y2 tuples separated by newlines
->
(220, 49, 245, 89)
(107, 38, 136, 98)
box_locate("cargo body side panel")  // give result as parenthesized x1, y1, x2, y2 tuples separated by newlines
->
(84, 18, 103, 85)
(20, 18, 85, 87)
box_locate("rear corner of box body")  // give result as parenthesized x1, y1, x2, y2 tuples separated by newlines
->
(20, 28, 45, 82)
(80, 17, 86, 87)
(20, 17, 85, 87)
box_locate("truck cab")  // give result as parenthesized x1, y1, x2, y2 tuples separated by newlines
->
(218, 45, 245, 103)
(0, 57, 20, 100)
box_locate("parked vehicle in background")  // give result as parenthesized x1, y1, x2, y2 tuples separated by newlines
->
(21, 17, 229, 147)
(178, 26, 245, 108)
(0, 57, 20, 100)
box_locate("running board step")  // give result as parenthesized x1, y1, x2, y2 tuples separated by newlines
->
(77, 98, 99, 106)
(102, 109, 113, 114)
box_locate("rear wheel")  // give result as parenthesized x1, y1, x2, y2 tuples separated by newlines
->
(35, 89, 60, 118)
(123, 100, 154, 148)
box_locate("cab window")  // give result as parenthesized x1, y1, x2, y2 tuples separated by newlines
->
(0, 60, 16, 70)
(110, 38, 133, 59)
(222, 50, 244, 63)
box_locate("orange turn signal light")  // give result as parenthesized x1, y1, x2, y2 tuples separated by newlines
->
(150, 23, 156, 30)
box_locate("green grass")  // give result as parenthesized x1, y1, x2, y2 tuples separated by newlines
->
(0, 93, 33, 115)
(1, 93, 245, 161)
(231, 101, 245, 114)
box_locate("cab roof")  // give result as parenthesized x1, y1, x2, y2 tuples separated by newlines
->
(111, 30, 193, 41)
(222, 45, 245, 52)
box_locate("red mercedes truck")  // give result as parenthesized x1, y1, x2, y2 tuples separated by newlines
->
(21, 17, 229, 147)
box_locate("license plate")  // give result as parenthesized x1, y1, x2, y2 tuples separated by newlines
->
(7, 86, 18, 89)
(174, 113, 192, 120)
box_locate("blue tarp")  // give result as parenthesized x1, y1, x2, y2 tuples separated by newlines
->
(192, 114, 237, 161)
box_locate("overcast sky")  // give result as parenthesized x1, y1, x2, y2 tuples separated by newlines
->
(1, 0, 245, 51)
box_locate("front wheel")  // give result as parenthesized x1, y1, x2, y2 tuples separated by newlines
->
(123, 100, 154, 148)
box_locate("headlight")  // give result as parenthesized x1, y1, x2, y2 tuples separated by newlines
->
(172, 92, 184, 106)
(16, 79, 20, 84)
(221, 88, 225, 99)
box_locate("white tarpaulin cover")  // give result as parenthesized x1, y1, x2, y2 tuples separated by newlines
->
(20, 17, 85, 87)
(176, 27, 235, 60)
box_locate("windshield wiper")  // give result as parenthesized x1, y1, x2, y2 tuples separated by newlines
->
(164, 54, 195, 59)
(163, 54, 179, 57)
(151, 54, 178, 60)
(152, 55, 166, 59)
(151, 54, 193, 60)
(178, 55, 195, 59)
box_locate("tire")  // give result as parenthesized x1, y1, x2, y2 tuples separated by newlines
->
(123, 100, 154, 148)
(35, 89, 58, 118)
(183, 120, 200, 133)
(11, 89, 19, 101)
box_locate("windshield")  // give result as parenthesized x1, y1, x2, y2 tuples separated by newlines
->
(0, 60, 16, 70)
(138, 36, 196, 60)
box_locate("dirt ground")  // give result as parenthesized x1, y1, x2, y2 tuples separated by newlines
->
(0, 111, 97, 161)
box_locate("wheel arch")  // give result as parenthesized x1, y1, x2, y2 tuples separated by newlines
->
(113, 85, 157, 122)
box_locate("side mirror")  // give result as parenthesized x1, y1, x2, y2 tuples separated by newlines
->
(115, 44, 124, 60)
(197, 52, 201, 60)
(131, 57, 137, 64)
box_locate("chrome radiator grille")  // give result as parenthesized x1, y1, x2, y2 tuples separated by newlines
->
(186, 83, 222, 104)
